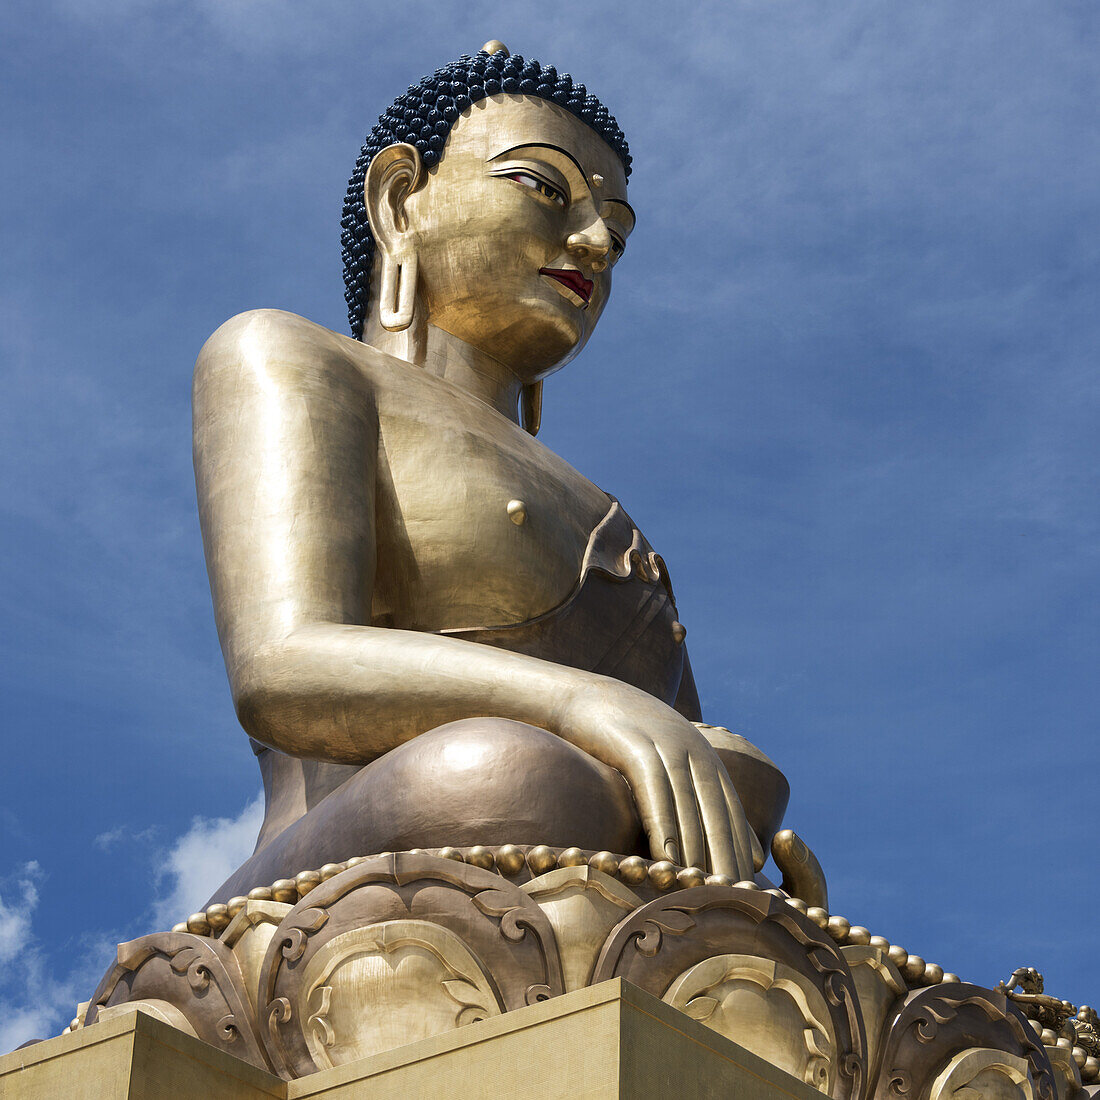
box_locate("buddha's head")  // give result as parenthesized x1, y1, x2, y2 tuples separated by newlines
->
(341, 45, 634, 422)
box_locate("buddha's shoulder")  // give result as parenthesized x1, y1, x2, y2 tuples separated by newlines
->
(195, 309, 396, 398)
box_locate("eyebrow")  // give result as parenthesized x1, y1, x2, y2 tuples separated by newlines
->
(489, 141, 634, 226)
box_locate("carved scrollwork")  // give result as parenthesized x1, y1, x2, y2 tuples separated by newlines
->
(84, 931, 270, 1072)
(666, 953, 837, 1091)
(295, 919, 502, 1072)
(257, 852, 564, 1079)
(873, 984, 1057, 1100)
(591, 885, 865, 1100)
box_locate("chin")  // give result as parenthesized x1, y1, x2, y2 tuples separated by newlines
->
(481, 300, 591, 378)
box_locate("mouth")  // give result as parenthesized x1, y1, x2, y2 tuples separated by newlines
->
(539, 267, 593, 306)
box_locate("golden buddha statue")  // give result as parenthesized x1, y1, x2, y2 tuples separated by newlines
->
(48, 48, 1081, 1098)
(194, 42, 795, 904)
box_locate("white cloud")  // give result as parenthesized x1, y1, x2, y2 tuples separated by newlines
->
(0, 864, 41, 967)
(0, 799, 264, 1052)
(0, 864, 114, 1052)
(151, 795, 265, 930)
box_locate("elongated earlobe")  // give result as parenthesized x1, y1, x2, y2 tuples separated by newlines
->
(364, 143, 424, 334)
(521, 381, 543, 436)
(378, 251, 418, 332)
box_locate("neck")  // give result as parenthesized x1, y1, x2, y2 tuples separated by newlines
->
(363, 314, 522, 425)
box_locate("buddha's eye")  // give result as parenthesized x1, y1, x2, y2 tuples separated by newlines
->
(504, 171, 567, 208)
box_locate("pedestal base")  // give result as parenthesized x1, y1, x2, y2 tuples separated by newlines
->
(1, 979, 823, 1099)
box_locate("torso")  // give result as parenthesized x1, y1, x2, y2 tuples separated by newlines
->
(356, 342, 615, 632)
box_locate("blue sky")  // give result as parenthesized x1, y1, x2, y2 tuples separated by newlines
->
(1, 0, 1097, 1048)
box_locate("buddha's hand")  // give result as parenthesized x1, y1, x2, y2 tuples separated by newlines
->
(556, 679, 755, 880)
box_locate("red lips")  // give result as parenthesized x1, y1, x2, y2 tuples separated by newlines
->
(539, 267, 593, 304)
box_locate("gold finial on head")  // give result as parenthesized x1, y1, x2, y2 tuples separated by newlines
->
(482, 40, 509, 56)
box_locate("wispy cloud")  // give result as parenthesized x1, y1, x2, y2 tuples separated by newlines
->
(150, 795, 265, 930)
(0, 864, 112, 1052)
(0, 864, 41, 968)
(0, 795, 263, 1052)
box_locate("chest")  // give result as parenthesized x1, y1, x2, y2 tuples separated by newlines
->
(371, 391, 612, 629)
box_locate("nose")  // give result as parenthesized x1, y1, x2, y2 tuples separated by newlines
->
(565, 217, 612, 273)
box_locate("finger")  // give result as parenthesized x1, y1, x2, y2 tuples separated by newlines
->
(717, 765, 756, 880)
(690, 754, 739, 878)
(625, 747, 682, 866)
(661, 746, 707, 870)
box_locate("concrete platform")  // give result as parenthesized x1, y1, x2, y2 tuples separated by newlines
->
(1, 978, 824, 1099)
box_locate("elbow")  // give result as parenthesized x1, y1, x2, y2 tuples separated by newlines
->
(230, 641, 311, 755)
(229, 635, 362, 764)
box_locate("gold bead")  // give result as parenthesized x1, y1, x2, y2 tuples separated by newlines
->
(227, 896, 247, 919)
(618, 855, 648, 884)
(247, 886, 273, 902)
(558, 847, 586, 867)
(887, 944, 909, 969)
(527, 844, 556, 874)
(671, 622, 687, 645)
(591, 173, 604, 188)
(806, 906, 830, 929)
(407, 848, 425, 856)
(902, 955, 926, 983)
(346, 856, 364, 867)
(922, 963, 944, 985)
(1041, 1029, 1058, 1046)
(648, 860, 677, 890)
(705, 873, 734, 888)
(171, 922, 188, 934)
(677, 866, 706, 889)
(466, 845, 494, 869)
(765, 888, 787, 899)
(1072, 1047, 1087, 1069)
(734, 879, 761, 892)
(506, 499, 527, 525)
(206, 903, 230, 932)
(186, 913, 211, 936)
(295, 870, 321, 898)
(847, 925, 871, 946)
(941, 972, 961, 984)
(439, 846, 465, 863)
(496, 844, 525, 875)
(1081, 1057, 1098, 1083)
(271, 879, 297, 904)
(319, 863, 344, 881)
(589, 851, 619, 876)
(785, 896, 809, 914)
(869, 935, 890, 952)
(68, 1018, 81, 1032)
(482, 40, 509, 56)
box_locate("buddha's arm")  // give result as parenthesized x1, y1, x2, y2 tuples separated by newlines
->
(193, 310, 753, 879)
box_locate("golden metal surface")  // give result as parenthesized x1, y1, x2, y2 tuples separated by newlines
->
(194, 91, 757, 880)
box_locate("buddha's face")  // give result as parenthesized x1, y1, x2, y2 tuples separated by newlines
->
(402, 95, 634, 381)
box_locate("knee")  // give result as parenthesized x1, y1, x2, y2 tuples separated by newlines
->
(380, 717, 643, 853)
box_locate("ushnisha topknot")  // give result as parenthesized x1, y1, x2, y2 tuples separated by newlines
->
(340, 43, 632, 340)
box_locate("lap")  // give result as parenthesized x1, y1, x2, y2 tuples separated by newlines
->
(207, 718, 643, 905)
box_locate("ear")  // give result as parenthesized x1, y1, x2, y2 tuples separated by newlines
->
(365, 143, 424, 332)
(364, 142, 423, 248)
